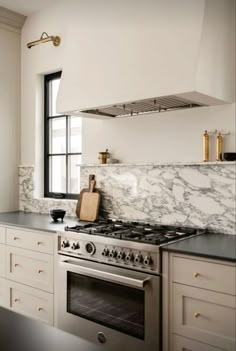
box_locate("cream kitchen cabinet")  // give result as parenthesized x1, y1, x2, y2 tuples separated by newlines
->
(162, 252, 236, 351)
(0, 226, 54, 325)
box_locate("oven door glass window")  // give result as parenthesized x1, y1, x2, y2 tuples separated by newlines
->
(67, 272, 145, 339)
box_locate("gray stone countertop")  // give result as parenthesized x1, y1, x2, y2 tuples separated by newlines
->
(0, 211, 86, 233)
(161, 232, 236, 263)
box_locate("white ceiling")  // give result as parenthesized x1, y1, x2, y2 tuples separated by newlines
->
(0, 0, 60, 15)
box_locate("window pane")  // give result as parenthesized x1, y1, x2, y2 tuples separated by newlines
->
(68, 116, 82, 153)
(68, 155, 81, 194)
(49, 117, 66, 154)
(49, 156, 66, 193)
(49, 78, 60, 116)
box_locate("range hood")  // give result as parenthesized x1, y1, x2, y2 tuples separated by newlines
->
(57, 0, 235, 119)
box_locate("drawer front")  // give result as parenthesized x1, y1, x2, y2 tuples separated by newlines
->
(6, 228, 53, 254)
(173, 283, 236, 351)
(0, 227, 5, 244)
(7, 280, 53, 325)
(6, 246, 53, 293)
(0, 244, 6, 277)
(172, 256, 236, 295)
(0, 277, 7, 307)
(173, 335, 225, 351)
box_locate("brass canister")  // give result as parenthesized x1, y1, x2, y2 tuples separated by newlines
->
(216, 133, 223, 161)
(203, 130, 209, 162)
(98, 149, 109, 164)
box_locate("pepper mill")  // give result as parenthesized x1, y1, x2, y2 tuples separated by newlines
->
(216, 132, 223, 161)
(203, 130, 209, 162)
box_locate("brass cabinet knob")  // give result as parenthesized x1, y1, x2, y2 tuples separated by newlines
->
(14, 298, 19, 302)
(14, 263, 19, 267)
(194, 272, 200, 277)
(38, 269, 44, 274)
(194, 312, 200, 318)
(38, 307, 43, 311)
(13, 237, 18, 240)
(37, 242, 43, 245)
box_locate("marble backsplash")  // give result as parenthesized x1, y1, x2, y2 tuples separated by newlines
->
(19, 163, 236, 234)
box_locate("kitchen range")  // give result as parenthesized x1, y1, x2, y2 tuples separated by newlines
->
(55, 220, 205, 351)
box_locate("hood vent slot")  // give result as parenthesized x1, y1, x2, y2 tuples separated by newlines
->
(81, 95, 206, 118)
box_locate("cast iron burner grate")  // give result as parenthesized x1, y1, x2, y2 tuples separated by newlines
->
(65, 220, 206, 245)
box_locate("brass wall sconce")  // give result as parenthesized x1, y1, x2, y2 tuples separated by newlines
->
(27, 32, 61, 49)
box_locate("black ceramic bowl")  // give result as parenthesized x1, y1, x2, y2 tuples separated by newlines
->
(223, 153, 236, 161)
(50, 209, 66, 222)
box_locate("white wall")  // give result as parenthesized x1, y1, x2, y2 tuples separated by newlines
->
(21, 1, 236, 170)
(0, 26, 21, 211)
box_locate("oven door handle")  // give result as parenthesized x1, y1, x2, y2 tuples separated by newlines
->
(60, 259, 150, 288)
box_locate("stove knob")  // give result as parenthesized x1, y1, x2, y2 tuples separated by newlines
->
(134, 254, 143, 264)
(143, 255, 152, 266)
(102, 248, 109, 257)
(109, 250, 117, 258)
(125, 252, 134, 262)
(85, 242, 96, 255)
(61, 240, 70, 249)
(71, 242, 80, 250)
(117, 251, 125, 260)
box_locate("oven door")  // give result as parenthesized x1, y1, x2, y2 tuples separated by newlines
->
(55, 255, 160, 351)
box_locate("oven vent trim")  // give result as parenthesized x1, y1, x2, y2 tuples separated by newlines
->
(81, 95, 206, 118)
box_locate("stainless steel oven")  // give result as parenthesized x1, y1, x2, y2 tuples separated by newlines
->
(55, 254, 160, 351)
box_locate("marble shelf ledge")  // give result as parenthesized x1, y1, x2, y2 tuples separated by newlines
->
(79, 161, 236, 167)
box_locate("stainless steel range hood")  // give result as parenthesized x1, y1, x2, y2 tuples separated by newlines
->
(57, 0, 235, 119)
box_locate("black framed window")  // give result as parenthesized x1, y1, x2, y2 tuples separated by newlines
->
(44, 72, 82, 199)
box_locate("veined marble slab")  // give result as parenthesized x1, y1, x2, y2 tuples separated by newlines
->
(18, 163, 236, 234)
(80, 163, 236, 234)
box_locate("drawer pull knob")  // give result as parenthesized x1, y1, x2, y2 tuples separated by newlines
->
(14, 264, 19, 267)
(194, 272, 200, 277)
(38, 307, 43, 311)
(14, 298, 19, 302)
(194, 312, 200, 318)
(13, 237, 18, 240)
(37, 242, 43, 245)
(38, 270, 44, 274)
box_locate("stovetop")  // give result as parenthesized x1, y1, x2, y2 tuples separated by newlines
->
(65, 220, 206, 245)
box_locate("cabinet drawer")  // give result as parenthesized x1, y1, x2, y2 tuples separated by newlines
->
(0, 244, 6, 277)
(173, 334, 225, 351)
(6, 246, 53, 293)
(0, 227, 5, 244)
(6, 228, 53, 254)
(173, 283, 236, 351)
(7, 280, 53, 325)
(0, 277, 7, 307)
(172, 256, 236, 295)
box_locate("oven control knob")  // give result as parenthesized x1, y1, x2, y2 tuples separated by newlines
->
(71, 242, 80, 250)
(101, 248, 109, 257)
(85, 242, 96, 255)
(109, 250, 117, 258)
(143, 255, 152, 266)
(117, 251, 125, 260)
(61, 240, 70, 249)
(134, 254, 143, 264)
(125, 252, 134, 262)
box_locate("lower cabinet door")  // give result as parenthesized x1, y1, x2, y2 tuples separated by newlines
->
(173, 335, 226, 351)
(0, 244, 5, 277)
(0, 277, 7, 307)
(7, 280, 53, 325)
(173, 284, 236, 351)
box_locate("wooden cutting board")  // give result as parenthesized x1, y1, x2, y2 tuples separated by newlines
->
(78, 180, 101, 221)
(76, 175, 96, 218)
